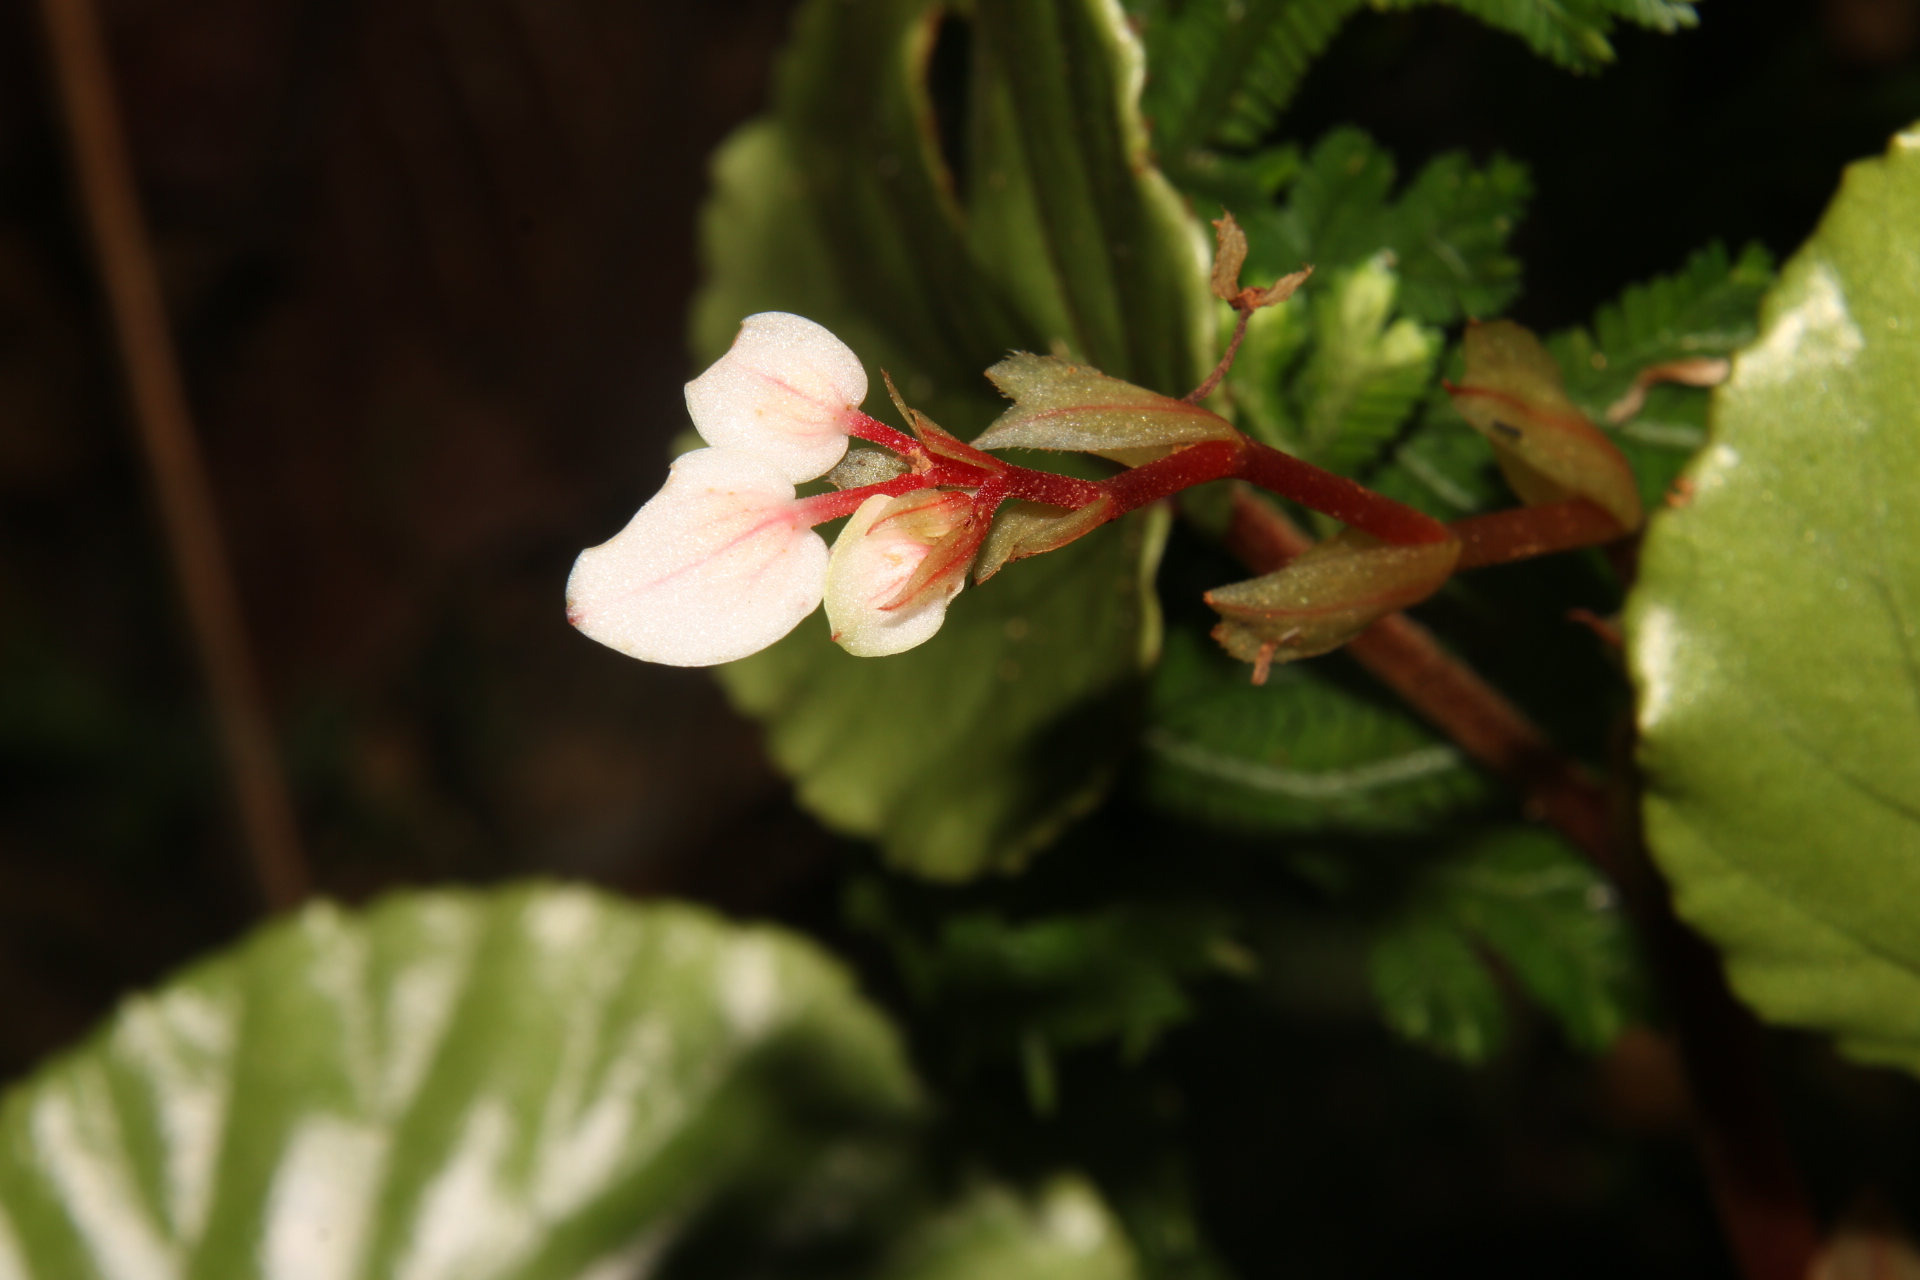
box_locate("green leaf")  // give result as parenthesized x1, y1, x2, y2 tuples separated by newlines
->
(1366, 390, 1506, 519)
(1553, 242, 1774, 418)
(1380, 150, 1533, 327)
(850, 883, 1244, 1071)
(727, 512, 1170, 882)
(1143, 628, 1489, 835)
(1232, 254, 1440, 475)
(695, 0, 1208, 880)
(1370, 828, 1641, 1063)
(1370, 915, 1507, 1062)
(1228, 129, 1531, 328)
(0, 884, 925, 1280)
(1134, 0, 1693, 161)
(1629, 124, 1920, 1075)
(1136, 0, 1368, 160)
(973, 354, 1238, 457)
(878, 1177, 1140, 1280)
(1383, 0, 1698, 74)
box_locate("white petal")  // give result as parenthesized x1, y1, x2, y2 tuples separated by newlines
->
(566, 448, 828, 666)
(684, 313, 866, 484)
(824, 493, 965, 658)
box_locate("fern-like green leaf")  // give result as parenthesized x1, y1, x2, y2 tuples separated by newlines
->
(1135, 0, 1696, 160)
(1143, 628, 1488, 835)
(1552, 241, 1775, 416)
(1236, 128, 1531, 327)
(1370, 827, 1644, 1063)
(1214, 133, 1518, 481)
(1386, 151, 1532, 325)
(1135, 0, 1364, 162)
(1367, 386, 1505, 518)
(1385, 0, 1697, 75)
(1550, 241, 1775, 509)
(1230, 254, 1440, 476)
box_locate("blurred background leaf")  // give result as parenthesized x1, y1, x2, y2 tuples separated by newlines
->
(1143, 628, 1488, 836)
(0, 882, 1151, 1280)
(0, 884, 922, 1278)
(1131, 0, 1697, 165)
(876, 1177, 1142, 1280)
(850, 877, 1247, 1111)
(1369, 826, 1642, 1063)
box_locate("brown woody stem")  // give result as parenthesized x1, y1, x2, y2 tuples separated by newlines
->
(37, 0, 310, 912)
(1221, 486, 1818, 1280)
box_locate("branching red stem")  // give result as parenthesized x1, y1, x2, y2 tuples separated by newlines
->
(848, 411, 924, 456)
(1221, 485, 1817, 1280)
(795, 472, 937, 525)
(1223, 487, 1614, 868)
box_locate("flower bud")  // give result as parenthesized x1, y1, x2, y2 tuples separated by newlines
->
(825, 490, 975, 657)
(567, 448, 829, 666)
(685, 312, 868, 484)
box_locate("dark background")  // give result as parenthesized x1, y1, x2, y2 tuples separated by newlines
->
(1, 1, 1919, 1270)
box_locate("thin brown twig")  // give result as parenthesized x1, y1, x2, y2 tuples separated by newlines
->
(1222, 484, 1817, 1280)
(37, 0, 310, 911)
(1183, 304, 1253, 404)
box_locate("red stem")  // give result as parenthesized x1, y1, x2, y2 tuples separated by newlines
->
(1003, 466, 1104, 508)
(852, 388, 1450, 551)
(1453, 499, 1626, 569)
(848, 411, 924, 456)
(1235, 441, 1451, 545)
(795, 472, 934, 525)
(1106, 439, 1454, 546)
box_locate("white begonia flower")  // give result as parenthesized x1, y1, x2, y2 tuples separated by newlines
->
(825, 490, 973, 657)
(684, 312, 869, 484)
(566, 447, 829, 666)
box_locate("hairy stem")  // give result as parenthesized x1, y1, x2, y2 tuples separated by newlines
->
(847, 411, 925, 456)
(1104, 439, 1452, 547)
(1453, 499, 1627, 569)
(795, 472, 937, 525)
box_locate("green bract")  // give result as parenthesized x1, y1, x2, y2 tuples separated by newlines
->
(1631, 125, 1920, 1074)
